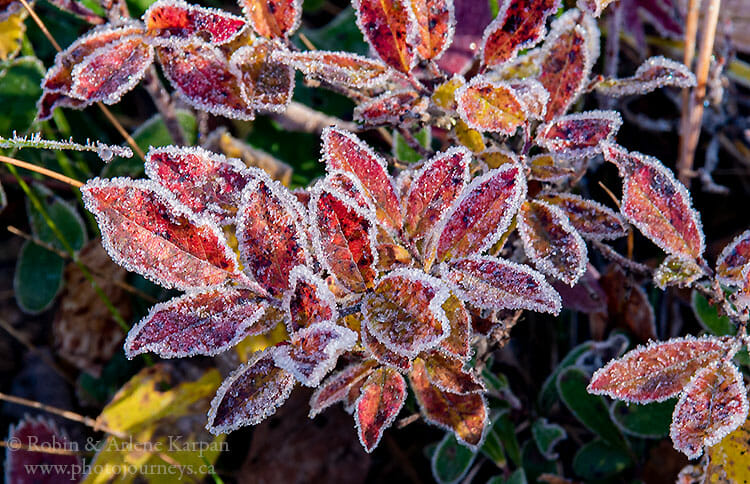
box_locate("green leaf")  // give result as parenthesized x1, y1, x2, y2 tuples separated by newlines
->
(480, 412, 507, 468)
(531, 418, 566, 459)
(609, 399, 674, 438)
(504, 469, 527, 484)
(520, 441, 556, 483)
(393, 127, 431, 163)
(557, 366, 627, 448)
(572, 439, 631, 480)
(14, 241, 65, 314)
(488, 411, 521, 466)
(0, 57, 44, 136)
(431, 433, 477, 484)
(297, 7, 369, 55)
(538, 341, 593, 414)
(101, 110, 197, 178)
(27, 183, 87, 252)
(692, 291, 734, 336)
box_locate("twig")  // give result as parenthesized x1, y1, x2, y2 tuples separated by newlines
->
(591, 240, 651, 275)
(142, 67, 186, 146)
(271, 101, 357, 134)
(18, 0, 61, 51)
(397, 127, 431, 158)
(0, 155, 83, 187)
(298, 32, 316, 51)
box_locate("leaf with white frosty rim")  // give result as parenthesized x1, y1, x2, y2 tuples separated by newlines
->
(596, 56, 696, 97)
(361, 319, 413, 371)
(715, 229, 750, 286)
(509, 78, 549, 120)
(353, 89, 429, 126)
(410, 0, 455, 61)
(423, 351, 485, 395)
(309, 359, 379, 417)
(207, 349, 295, 434)
(455, 76, 528, 135)
(353, 0, 418, 73)
(272, 322, 357, 387)
(362, 268, 451, 358)
(143, 0, 247, 45)
(537, 192, 628, 241)
(587, 335, 730, 403)
(438, 295, 472, 360)
(355, 367, 407, 452)
(230, 40, 294, 114)
(271, 50, 392, 90)
(535, 110, 622, 159)
(517, 199, 588, 286)
(239, 0, 302, 38)
(670, 362, 749, 459)
(80, 177, 252, 291)
(125, 288, 271, 359)
(282, 265, 339, 334)
(440, 255, 561, 314)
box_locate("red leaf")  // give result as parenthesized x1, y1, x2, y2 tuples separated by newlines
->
(37, 92, 87, 121)
(538, 192, 627, 241)
(145, 145, 255, 224)
(455, 76, 528, 134)
(273, 50, 392, 89)
(237, 173, 310, 297)
(441, 255, 561, 314)
(363, 269, 451, 357)
(603, 144, 705, 260)
(354, 0, 417, 73)
(423, 351, 485, 394)
(375, 230, 413, 272)
(538, 12, 594, 120)
(411, 0, 455, 61)
(5, 416, 83, 483)
(409, 358, 488, 447)
(240, 0, 301, 38)
(509, 78, 550, 120)
(68, 37, 153, 104)
(577, 0, 616, 17)
(230, 40, 294, 113)
(716, 230, 750, 286)
(310, 183, 378, 293)
(283, 266, 339, 334)
(438, 295, 472, 360)
(322, 128, 402, 232)
(518, 199, 588, 286)
(144, 0, 247, 45)
(671, 362, 749, 459)
(528, 153, 581, 182)
(353, 89, 429, 126)
(309, 360, 379, 417)
(479, 0, 560, 68)
(427, 163, 526, 265)
(157, 41, 254, 120)
(588, 335, 730, 403)
(535, 110, 622, 158)
(273, 322, 358, 387)
(207, 350, 295, 433)
(124, 288, 271, 358)
(355, 367, 407, 452)
(597, 56, 695, 97)
(362, 321, 413, 371)
(403, 146, 471, 242)
(81, 178, 247, 291)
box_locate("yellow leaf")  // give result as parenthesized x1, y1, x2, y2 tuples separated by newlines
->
(0, 10, 26, 62)
(432, 76, 464, 111)
(454, 120, 485, 152)
(234, 308, 288, 362)
(706, 415, 750, 483)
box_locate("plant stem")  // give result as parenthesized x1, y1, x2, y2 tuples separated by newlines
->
(142, 66, 187, 146)
(0, 155, 83, 187)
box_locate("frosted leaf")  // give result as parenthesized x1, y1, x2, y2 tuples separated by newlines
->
(240, 0, 301, 39)
(577, 0, 616, 17)
(438, 295, 472, 360)
(477, 147, 518, 170)
(528, 153, 582, 182)
(355, 367, 407, 452)
(480, 0, 560, 69)
(425, 163, 526, 267)
(671, 362, 749, 459)
(5, 415, 83, 483)
(537, 12, 593, 120)
(362, 268, 451, 358)
(353, 89, 429, 127)
(402, 146, 471, 242)
(207, 349, 295, 434)
(80, 177, 248, 291)
(69, 37, 153, 104)
(157, 42, 254, 120)
(145, 145, 255, 224)
(509, 78, 549, 120)
(124, 288, 270, 359)
(654, 255, 704, 290)
(409, 358, 488, 448)
(535, 110, 623, 158)
(375, 227, 413, 272)
(282, 265, 339, 334)
(353, 0, 418, 73)
(362, 320, 412, 371)
(487, 47, 542, 81)
(431, 74, 465, 112)
(37, 92, 88, 121)
(410, 0, 455, 61)
(440, 255, 561, 314)
(309, 183, 378, 293)
(423, 351, 485, 395)
(143, 0, 247, 45)
(603, 143, 705, 260)
(597, 56, 696, 97)
(537, 192, 628, 241)
(272, 322, 357, 387)
(587, 335, 729, 403)
(230, 40, 294, 114)
(272, 50, 392, 89)
(518, 199, 588, 286)
(322, 127, 402, 232)
(309, 360, 379, 417)
(455, 76, 528, 134)
(715, 230, 750, 286)
(237, 174, 310, 297)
